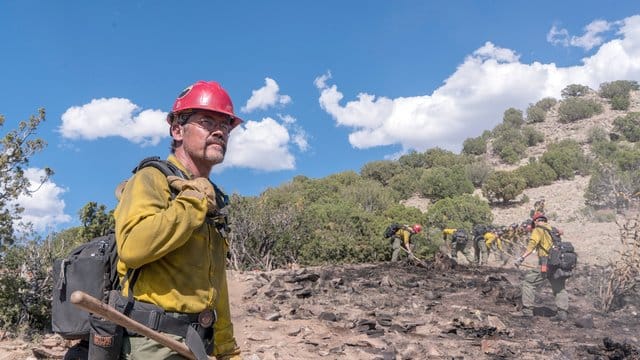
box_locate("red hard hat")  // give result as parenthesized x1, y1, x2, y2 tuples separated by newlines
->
(168, 81, 243, 129)
(532, 212, 547, 222)
(413, 224, 422, 233)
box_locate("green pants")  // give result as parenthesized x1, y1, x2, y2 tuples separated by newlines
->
(391, 237, 404, 262)
(521, 269, 568, 311)
(452, 243, 475, 264)
(121, 334, 185, 360)
(473, 237, 488, 265)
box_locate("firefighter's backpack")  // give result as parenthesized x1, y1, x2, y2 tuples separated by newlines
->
(452, 229, 468, 245)
(544, 226, 578, 278)
(51, 157, 185, 340)
(384, 223, 402, 239)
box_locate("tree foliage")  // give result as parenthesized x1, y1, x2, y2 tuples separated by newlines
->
(540, 140, 588, 179)
(78, 202, 114, 240)
(425, 194, 493, 231)
(526, 104, 546, 123)
(561, 84, 591, 98)
(558, 98, 604, 123)
(465, 160, 493, 188)
(0, 109, 51, 249)
(513, 161, 557, 188)
(360, 160, 402, 186)
(535, 97, 557, 111)
(417, 166, 474, 201)
(462, 135, 487, 155)
(0, 238, 53, 332)
(482, 171, 526, 204)
(599, 80, 639, 110)
(492, 127, 527, 164)
(613, 112, 640, 142)
(503, 107, 524, 128)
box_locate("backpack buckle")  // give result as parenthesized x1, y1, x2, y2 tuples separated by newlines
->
(197, 309, 216, 328)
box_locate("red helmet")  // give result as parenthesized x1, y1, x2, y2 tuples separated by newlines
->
(532, 212, 547, 222)
(412, 224, 422, 233)
(168, 81, 243, 129)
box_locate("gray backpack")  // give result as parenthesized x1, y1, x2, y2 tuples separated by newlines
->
(51, 157, 184, 340)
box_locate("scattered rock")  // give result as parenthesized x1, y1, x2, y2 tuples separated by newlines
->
(575, 314, 595, 329)
(318, 312, 338, 322)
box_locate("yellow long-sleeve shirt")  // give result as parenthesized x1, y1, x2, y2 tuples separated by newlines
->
(442, 228, 456, 241)
(395, 227, 413, 247)
(484, 232, 503, 251)
(114, 154, 238, 356)
(525, 223, 553, 257)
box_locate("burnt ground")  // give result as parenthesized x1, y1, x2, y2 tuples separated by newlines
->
(230, 254, 640, 360)
(2, 253, 640, 360)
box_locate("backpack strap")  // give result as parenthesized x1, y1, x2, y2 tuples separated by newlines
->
(133, 156, 186, 180)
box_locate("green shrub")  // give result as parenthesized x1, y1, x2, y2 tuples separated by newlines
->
(462, 136, 487, 155)
(615, 146, 640, 171)
(541, 140, 588, 179)
(387, 168, 424, 199)
(423, 148, 470, 168)
(417, 166, 474, 200)
(492, 127, 527, 164)
(522, 126, 544, 146)
(398, 150, 426, 168)
(599, 80, 639, 99)
(360, 160, 402, 186)
(561, 84, 591, 98)
(591, 140, 619, 161)
(613, 112, 640, 142)
(558, 97, 603, 123)
(425, 194, 493, 231)
(584, 165, 638, 209)
(536, 97, 557, 111)
(587, 126, 610, 144)
(465, 161, 493, 187)
(526, 104, 546, 123)
(514, 162, 558, 188)
(482, 171, 526, 204)
(611, 95, 630, 111)
(0, 241, 53, 332)
(503, 107, 524, 127)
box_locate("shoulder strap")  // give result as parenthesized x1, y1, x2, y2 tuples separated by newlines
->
(133, 156, 186, 179)
(540, 227, 559, 247)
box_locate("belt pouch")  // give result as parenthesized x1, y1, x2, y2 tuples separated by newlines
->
(88, 314, 123, 360)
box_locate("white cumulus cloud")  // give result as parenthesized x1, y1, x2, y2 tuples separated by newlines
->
(548, 19, 615, 50)
(317, 15, 640, 153)
(15, 168, 72, 233)
(242, 78, 292, 113)
(219, 117, 295, 171)
(59, 98, 167, 146)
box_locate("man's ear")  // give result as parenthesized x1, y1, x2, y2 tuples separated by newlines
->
(170, 122, 184, 141)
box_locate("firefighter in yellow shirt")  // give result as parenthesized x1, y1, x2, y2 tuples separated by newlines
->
(391, 224, 422, 261)
(515, 214, 569, 321)
(443, 228, 475, 264)
(115, 81, 241, 359)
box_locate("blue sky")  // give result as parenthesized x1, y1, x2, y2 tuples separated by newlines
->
(1, 1, 639, 233)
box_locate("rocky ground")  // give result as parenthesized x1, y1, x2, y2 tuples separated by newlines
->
(2, 176, 640, 359)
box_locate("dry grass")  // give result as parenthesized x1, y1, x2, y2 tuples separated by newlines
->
(597, 210, 640, 312)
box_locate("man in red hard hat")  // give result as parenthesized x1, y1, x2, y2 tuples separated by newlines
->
(514, 213, 569, 322)
(391, 224, 422, 262)
(115, 81, 242, 359)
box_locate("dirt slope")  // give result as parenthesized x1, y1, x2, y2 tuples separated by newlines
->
(3, 179, 636, 360)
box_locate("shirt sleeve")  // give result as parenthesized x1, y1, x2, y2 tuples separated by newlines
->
(115, 167, 208, 268)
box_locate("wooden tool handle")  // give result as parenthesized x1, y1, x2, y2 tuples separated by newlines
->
(70, 290, 209, 360)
